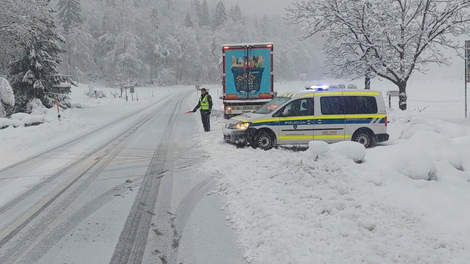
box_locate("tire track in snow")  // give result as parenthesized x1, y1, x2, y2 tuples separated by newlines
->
(109, 95, 184, 264)
(0, 107, 161, 263)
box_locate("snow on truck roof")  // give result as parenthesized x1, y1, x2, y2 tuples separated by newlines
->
(222, 42, 274, 47)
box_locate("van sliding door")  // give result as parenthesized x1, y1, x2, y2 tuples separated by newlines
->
(314, 96, 346, 143)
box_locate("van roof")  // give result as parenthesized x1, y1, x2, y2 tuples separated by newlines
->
(278, 89, 382, 99)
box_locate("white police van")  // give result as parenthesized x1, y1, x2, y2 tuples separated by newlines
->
(223, 87, 389, 150)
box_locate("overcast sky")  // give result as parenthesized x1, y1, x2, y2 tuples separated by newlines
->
(207, 0, 290, 15)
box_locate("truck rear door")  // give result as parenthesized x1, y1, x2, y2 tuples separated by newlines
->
(223, 44, 273, 100)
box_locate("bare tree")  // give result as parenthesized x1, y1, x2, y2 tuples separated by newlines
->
(287, 0, 470, 110)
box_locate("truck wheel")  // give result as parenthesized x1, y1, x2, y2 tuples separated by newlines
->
(352, 130, 375, 148)
(255, 132, 274, 150)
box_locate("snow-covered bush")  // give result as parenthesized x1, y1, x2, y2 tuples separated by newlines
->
(306, 141, 366, 163)
(306, 141, 329, 160)
(394, 145, 437, 181)
(330, 141, 366, 163)
(26, 98, 48, 115)
(85, 86, 106, 98)
(0, 77, 14, 117)
(110, 89, 119, 98)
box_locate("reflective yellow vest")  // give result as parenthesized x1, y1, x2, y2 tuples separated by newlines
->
(200, 95, 210, 110)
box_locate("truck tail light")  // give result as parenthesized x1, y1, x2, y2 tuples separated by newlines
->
(385, 116, 388, 127)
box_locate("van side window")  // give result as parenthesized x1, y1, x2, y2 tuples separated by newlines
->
(278, 98, 314, 117)
(343, 96, 378, 114)
(320, 96, 344, 115)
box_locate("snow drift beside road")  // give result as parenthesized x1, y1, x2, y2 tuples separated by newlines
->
(195, 110, 470, 263)
(192, 79, 470, 263)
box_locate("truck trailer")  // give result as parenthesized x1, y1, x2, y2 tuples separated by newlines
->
(222, 43, 275, 119)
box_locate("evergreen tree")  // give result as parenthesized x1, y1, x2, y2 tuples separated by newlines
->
(167, 0, 173, 11)
(0, 77, 14, 118)
(199, 0, 211, 27)
(56, 0, 83, 34)
(9, 0, 65, 112)
(212, 1, 227, 30)
(229, 4, 243, 23)
(185, 12, 194, 28)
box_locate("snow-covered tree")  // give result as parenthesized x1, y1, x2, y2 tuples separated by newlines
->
(229, 4, 243, 23)
(185, 12, 194, 28)
(287, 0, 470, 110)
(0, 77, 14, 117)
(103, 31, 147, 80)
(9, 0, 65, 112)
(199, 0, 211, 27)
(63, 26, 96, 79)
(212, 1, 227, 30)
(56, 0, 82, 34)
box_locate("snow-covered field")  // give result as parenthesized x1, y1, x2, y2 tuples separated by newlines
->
(0, 84, 191, 168)
(2, 78, 470, 263)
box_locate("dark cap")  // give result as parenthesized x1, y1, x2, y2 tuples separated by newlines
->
(201, 88, 207, 92)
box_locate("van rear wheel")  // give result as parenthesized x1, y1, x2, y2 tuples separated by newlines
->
(352, 130, 375, 148)
(255, 132, 274, 150)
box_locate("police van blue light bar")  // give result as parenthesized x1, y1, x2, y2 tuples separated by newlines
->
(306, 85, 329, 90)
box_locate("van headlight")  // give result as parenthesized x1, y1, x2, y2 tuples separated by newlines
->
(235, 122, 251, 130)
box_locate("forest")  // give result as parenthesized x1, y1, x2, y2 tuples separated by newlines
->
(0, 0, 322, 115)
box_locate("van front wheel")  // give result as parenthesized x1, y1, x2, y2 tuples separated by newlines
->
(352, 130, 375, 148)
(255, 132, 274, 150)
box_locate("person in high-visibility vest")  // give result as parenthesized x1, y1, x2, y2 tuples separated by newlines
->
(192, 88, 213, 132)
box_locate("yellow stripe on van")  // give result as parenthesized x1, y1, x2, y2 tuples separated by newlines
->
(345, 114, 386, 119)
(279, 116, 315, 121)
(301, 93, 314, 98)
(252, 118, 278, 124)
(231, 117, 248, 122)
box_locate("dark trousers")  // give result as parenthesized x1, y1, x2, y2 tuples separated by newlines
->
(200, 110, 210, 131)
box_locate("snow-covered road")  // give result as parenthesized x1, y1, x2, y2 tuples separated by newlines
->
(0, 86, 244, 264)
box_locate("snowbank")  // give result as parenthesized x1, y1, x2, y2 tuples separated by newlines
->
(191, 82, 470, 263)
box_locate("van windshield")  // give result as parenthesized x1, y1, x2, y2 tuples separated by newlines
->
(254, 97, 291, 114)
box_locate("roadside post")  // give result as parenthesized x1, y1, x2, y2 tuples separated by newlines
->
(196, 84, 200, 96)
(55, 97, 61, 120)
(130, 86, 135, 101)
(124, 84, 135, 102)
(465, 40, 470, 118)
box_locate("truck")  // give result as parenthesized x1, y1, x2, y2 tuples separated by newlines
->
(222, 43, 275, 119)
